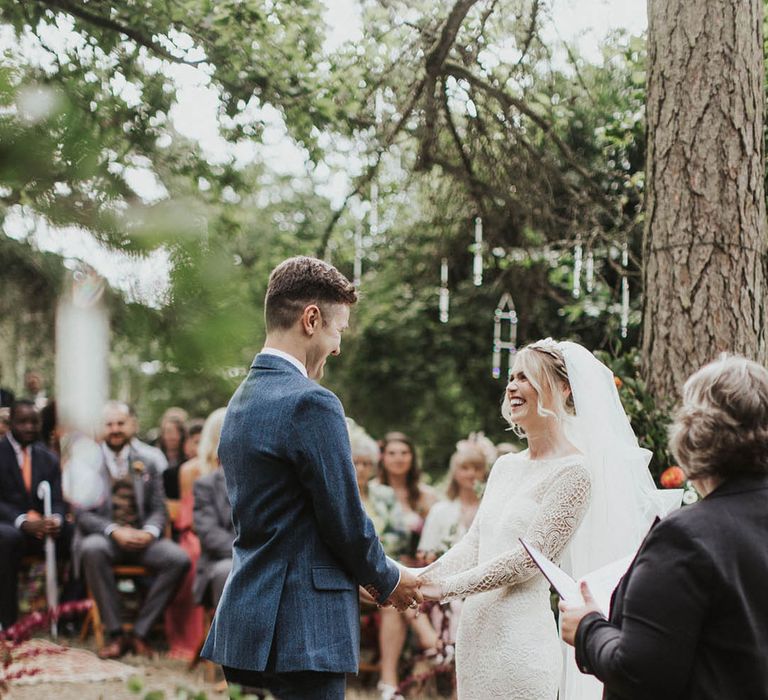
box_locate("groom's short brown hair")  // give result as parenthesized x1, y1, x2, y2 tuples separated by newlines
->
(265, 256, 357, 331)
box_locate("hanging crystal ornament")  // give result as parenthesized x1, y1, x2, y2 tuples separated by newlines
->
(473, 216, 483, 286)
(620, 242, 630, 338)
(572, 236, 583, 298)
(353, 225, 363, 286)
(439, 257, 450, 323)
(492, 292, 518, 379)
(585, 249, 595, 293)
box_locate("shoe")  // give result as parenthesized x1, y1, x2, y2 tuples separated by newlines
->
(98, 635, 131, 659)
(131, 635, 155, 659)
(377, 681, 404, 700)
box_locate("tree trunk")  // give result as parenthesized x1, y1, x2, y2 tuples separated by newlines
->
(642, 0, 767, 401)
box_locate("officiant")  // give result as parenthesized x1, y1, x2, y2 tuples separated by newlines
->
(560, 355, 768, 700)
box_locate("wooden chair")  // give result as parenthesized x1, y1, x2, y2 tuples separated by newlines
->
(79, 564, 152, 650)
(80, 499, 181, 649)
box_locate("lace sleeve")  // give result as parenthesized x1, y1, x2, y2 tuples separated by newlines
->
(417, 510, 481, 583)
(437, 464, 591, 601)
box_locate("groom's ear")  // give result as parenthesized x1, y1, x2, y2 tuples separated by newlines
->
(301, 304, 322, 336)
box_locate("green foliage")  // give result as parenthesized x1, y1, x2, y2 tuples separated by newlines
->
(595, 348, 676, 482)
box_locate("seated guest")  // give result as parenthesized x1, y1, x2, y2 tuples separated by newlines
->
(75, 400, 190, 659)
(183, 419, 205, 462)
(23, 371, 48, 411)
(0, 408, 9, 439)
(417, 438, 490, 648)
(0, 386, 14, 408)
(192, 408, 233, 609)
(560, 355, 768, 699)
(159, 412, 187, 500)
(0, 399, 71, 629)
(164, 407, 226, 659)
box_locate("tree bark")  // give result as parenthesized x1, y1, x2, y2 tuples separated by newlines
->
(642, 0, 767, 400)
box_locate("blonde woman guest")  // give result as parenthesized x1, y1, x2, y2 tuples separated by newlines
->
(417, 439, 492, 649)
(372, 432, 440, 700)
(164, 408, 226, 660)
(418, 437, 493, 563)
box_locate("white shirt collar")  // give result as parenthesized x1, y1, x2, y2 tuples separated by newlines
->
(101, 442, 131, 479)
(261, 347, 308, 378)
(6, 431, 27, 467)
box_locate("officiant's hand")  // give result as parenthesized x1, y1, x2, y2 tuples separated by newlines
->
(386, 568, 424, 612)
(559, 581, 602, 646)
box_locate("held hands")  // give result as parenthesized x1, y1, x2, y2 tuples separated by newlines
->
(111, 526, 155, 551)
(419, 580, 443, 601)
(385, 568, 424, 612)
(559, 580, 602, 646)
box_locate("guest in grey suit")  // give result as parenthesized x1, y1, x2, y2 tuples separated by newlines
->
(192, 468, 233, 607)
(201, 256, 422, 700)
(75, 401, 190, 659)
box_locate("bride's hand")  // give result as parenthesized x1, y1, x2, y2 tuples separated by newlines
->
(419, 581, 443, 601)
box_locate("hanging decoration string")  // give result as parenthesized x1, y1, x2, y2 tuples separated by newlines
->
(473, 216, 483, 286)
(439, 257, 450, 323)
(572, 236, 583, 298)
(492, 292, 518, 379)
(585, 249, 594, 293)
(353, 224, 363, 287)
(620, 242, 630, 338)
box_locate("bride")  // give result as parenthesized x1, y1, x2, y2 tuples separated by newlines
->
(417, 339, 675, 699)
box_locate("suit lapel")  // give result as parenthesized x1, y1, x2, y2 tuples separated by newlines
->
(1, 438, 26, 497)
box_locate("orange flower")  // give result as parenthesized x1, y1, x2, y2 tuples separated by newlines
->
(660, 466, 685, 489)
(614, 376, 623, 389)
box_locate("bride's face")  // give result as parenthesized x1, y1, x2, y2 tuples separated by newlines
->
(506, 358, 559, 429)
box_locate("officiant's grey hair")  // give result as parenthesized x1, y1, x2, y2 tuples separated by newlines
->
(669, 355, 768, 479)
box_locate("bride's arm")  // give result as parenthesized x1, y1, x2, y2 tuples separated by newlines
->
(416, 511, 482, 583)
(434, 465, 591, 601)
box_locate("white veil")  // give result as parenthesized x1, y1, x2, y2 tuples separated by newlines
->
(555, 341, 682, 700)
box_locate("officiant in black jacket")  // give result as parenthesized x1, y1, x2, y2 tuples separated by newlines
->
(560, 355, 768, 700)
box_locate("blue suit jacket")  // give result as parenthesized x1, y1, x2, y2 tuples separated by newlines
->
(201, 353, 399, 673)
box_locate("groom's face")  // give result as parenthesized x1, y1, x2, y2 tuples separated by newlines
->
(306, 303, 350, 380)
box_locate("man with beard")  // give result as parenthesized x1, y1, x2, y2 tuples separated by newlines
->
(0, 399, 70, 630)
(75, 400, 189, 659)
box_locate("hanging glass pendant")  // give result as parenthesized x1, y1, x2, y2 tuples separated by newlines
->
(572, 237, 583, 298)
(473, 216, 483, 286)
(353, 225, 363, 287)
(370, 182, 379, 237)
(585, 250, 595, 293)
(439, 257, 450, 323)
(492, 292, 518, 379)
(620, 243, 629, 339)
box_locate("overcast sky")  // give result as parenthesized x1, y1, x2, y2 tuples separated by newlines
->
(4, 0, 647, 305)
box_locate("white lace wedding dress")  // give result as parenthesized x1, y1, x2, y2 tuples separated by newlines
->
(420, 450, 591, 699)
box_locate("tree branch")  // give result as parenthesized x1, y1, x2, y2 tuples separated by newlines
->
(33, 0, 205, 66)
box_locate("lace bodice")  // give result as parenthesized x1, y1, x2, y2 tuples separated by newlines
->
(420, 451, 591, 600)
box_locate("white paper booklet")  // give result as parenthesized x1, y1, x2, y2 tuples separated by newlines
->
(519, 538, 633, 615)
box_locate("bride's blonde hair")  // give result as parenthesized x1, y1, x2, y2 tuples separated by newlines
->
(501, 340, 575, 432)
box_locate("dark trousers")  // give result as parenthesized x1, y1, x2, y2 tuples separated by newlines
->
(79, 533, 190, 639)
(0, 520, 73, 628)
(222, 666, 346, 700)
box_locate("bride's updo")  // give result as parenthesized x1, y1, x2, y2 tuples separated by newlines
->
(501, 339, 575, 427)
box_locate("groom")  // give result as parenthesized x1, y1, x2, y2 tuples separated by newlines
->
(201, 256, 422, 699)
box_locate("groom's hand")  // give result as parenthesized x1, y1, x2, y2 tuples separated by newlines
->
(386, 569, 423, 612)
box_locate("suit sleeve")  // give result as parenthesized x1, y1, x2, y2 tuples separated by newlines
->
(574, 515, 713, 698)
(289, 389, 400, 602)
(194, 478, 234, 560)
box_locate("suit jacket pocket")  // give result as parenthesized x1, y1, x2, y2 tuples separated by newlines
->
(311, 566, 356, 591)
